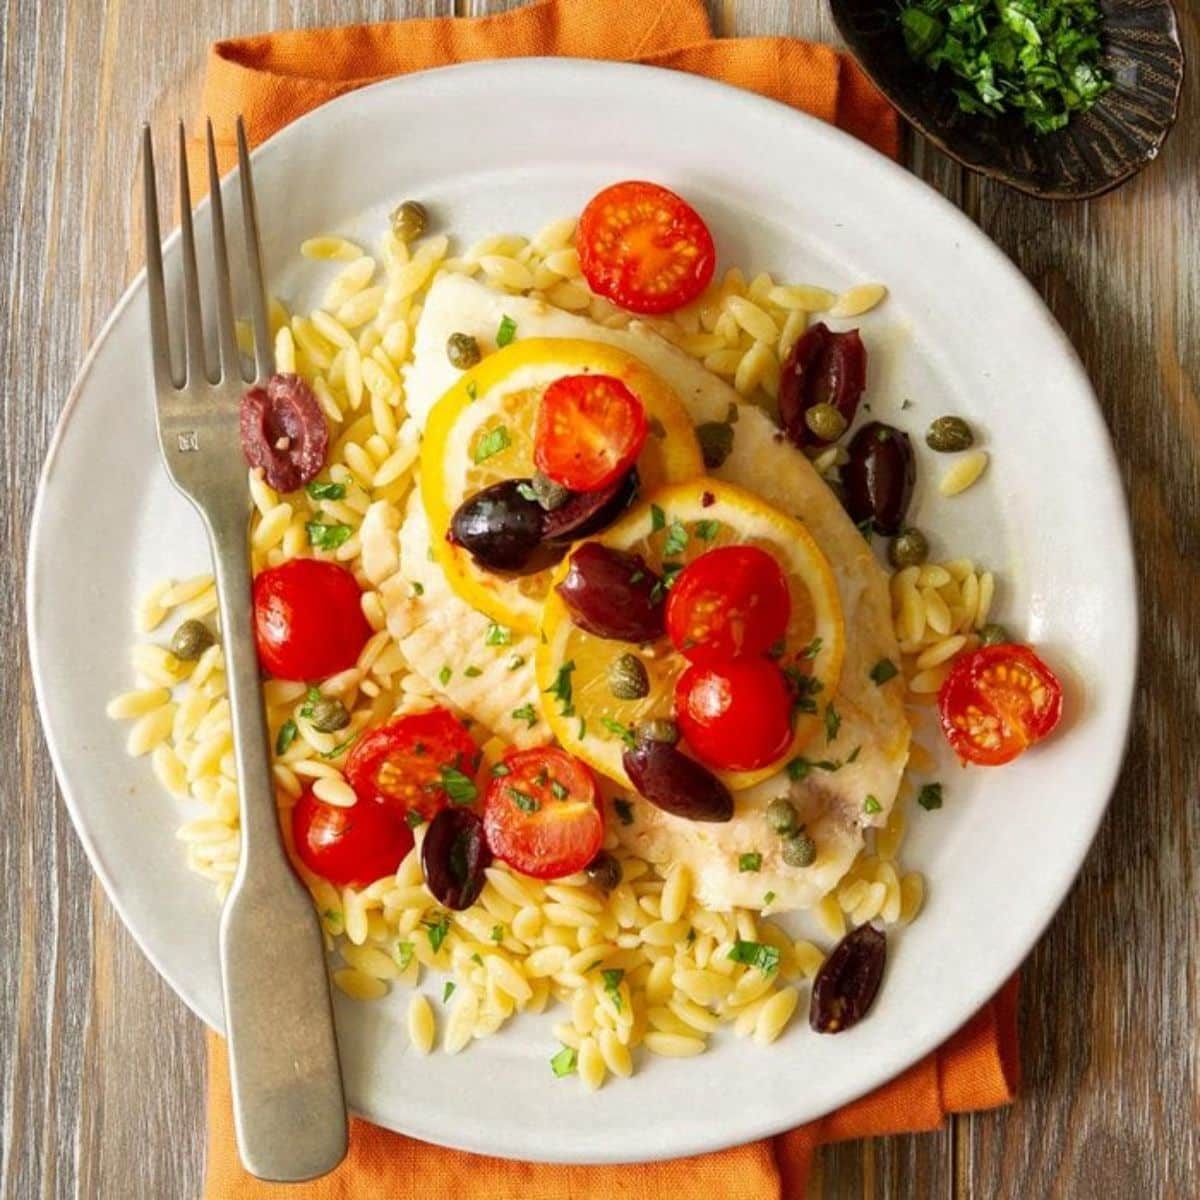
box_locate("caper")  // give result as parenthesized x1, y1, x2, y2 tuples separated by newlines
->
(390, 200, 427, 243)
(585, 851, 623, 892)
(170, 619, 214, 662)
(695, 421, 735, 469)
(608, 653, 650, 701)
(888, 527, 929, 569)
(636, 717, 679, 747)
(978, 622, 1011, 647)
(926, 416, 974, 453)
(805, 403, 848, 442)
(781, 827, 817, 868)
(766, 797, 799, 835)
(309, 697, 350, 733)
(446, 332, 481, 370)
(531, 470, 570, 512)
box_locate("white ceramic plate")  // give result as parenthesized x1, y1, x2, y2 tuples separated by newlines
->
(28, 59, 1136, 1164)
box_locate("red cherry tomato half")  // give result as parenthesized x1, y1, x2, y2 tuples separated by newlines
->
(937, 644, 1064, 766)
(482, 747, 603, 880)
(345, 709, 481, 823)
(533, 373, 648, 493)
(666, 545, 792, 664)
(674, 657, 794, 772)
(291, 787, 412, 888)
(252, 558, 371, 682)
(578, 181, 716, 315)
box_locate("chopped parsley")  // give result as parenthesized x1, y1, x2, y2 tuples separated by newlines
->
(320, 733, 357, 760)
(496, 314, 518, 347)
(600, 717, 637, 749)
(600, 968, 625, 1012)
(870, 658, 899, 685)
(306, 521, 352, 550)
(465, 380, 478, 400)
(422, 915, 450, 954)
(864, 794, 883, 815)
(787, 756, 843, 780)
(490, 924, 504, 943)
(544, 660, 576, 716)
(507, 654, 526, 671)
(490, 762, 511, 777)
(847, 745, 862, 763)
(663, 520, 689, 557)
(511, 703, 538, 729)
(508, 786, 539, 813)
(516, 481, 539, 501)
(404, 810, 426, 829)
(898, 0, 1110, 134)
(728, 939, 781, 974)
(694, 519, 721, 542)
(486, 622, 512, 646)
(438, 665, 452, 686)
(275, 720, 298, 755)
(824, 702, 841, 743)
(738, 852, 763, 873)
(613, 797, 635, 826)
(473, 425, 511, 463)
(439, 765, 478, 805)
(443, 981, 456, 1003)
(393, 941, 414, 969)
(306, 479, 346, 500)
(550, 1045, 577, 1077)
(464, 665, 483, 678)
(785, 668, 823, 715)
(322, 908, 342, 930)
(550, 779, 569, 801)
(763, 890, 776, 906)
(411, 581, 425, 597)
(918, 782, 945, 811)
(801, 637, 824, 660)
(300, 686, 321, 718)
(650, 503, 667, 532)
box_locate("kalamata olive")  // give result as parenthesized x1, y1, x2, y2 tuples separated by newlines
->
(420, 807, 492, 911)
(240, 373, 329, 493)
(842, 422, 915, 536)
(555, 543, 664, 642)
(809, 923, 887, 1034)
(449, 479, 546, 572)
(622, 740, 733, 823)
(542, 469, 639, 544)
(779, 324, 867, 449)
(585, 851, 623, 891)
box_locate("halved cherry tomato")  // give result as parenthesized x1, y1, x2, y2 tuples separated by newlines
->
(482, 747, 603, 879)
(666, 545, 791, 664)
(253, 558, 371, 681)
(578, 181, 716, 315)
(674, 657, 794, 772)
(345, 709, 481, 823)
(533, 374, 647, 493)
(291, 787, 412, 888)
(937, 644, 1064, 766)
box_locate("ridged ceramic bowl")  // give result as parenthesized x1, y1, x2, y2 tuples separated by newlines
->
(830, 0, 1184, 198)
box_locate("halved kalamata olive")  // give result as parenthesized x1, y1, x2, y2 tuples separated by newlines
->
(420, 807, 492, 911)
(543, 469, 639, 544)
(778, 324, 867, 449)
(622, 740, 733, 823)
(240, 373, 328, 493)
(842, 422, 915, 536)
(555, 543, 665, 642)
(809, 923, 887, 1034)
(449, 480, 546, 572)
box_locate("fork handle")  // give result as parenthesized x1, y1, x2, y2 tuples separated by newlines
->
(209, 515, 348, 1182)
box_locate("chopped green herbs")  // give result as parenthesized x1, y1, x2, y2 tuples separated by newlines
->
(440, 765, 478, 805)
(490, 762, 511, 777)
(438, 665, 452, 686)
(870, 657, 899, 685)
(306, 521, 352, 550)
(738, 852, 763, 873)
(788, 756, 842, 779)
(275, 720, 298, 756)
(320, 734, 357, 760)
(801, 637, 823, 661)
(650, 503, 667, 532)
(306, 479, 346, 500)
(511, 703, 538, 729)
(508, 786, 539, 813)
(411, 581, 425, 597)
(443, 981, 456, 1003)
(473, 425, 511, 463)
(847, 745, 862, 764)
(898, 0, 1110, 134)
(600, 717, 637, 749)
(550, 1045, 578, 1077)
(486, 622, 512, 646)
(763, 890, 776, 906)
(864, 794, 883, 815)
(491, 924, 504, 943)
(423, 915, 450, 953)
(613, 797, 635, 826)
(300, 686, 321, 718)
(728, 939, 781, 974)
(663, 520, 689, 557)
(545, 660, 576, 715)
(404, 810, 426, 829)
(824, 702, 841, 743)
(393, 940, 414, 969)
(918, 782, 945, 811)
(694, 519, 721, 542)
(516, 481, 539, 502)
(464, 665, 483, 678)
(600, 968, 625, 1012)
(465, 380, 478, 400)
(550, 779, 569, 801)
(496, 314, 518, 347)
(507, 654, 526, 671)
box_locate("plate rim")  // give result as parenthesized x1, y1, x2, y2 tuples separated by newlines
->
(27, 56, 1138, 1163)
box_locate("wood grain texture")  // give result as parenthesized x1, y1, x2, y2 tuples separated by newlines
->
(2, 2, 1195, 1198)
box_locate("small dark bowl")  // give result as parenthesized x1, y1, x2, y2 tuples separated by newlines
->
(830, 0, 1184, 199)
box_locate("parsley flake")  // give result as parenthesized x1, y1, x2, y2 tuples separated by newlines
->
(663, 520, 689, 557)
(486, 622, 512, 646)
(508, 786, 539, 813)
(738, 852, 763, 873)
(275, 720, 298, 756)
(473, 425, 511, 463)
(650, 503, 666, 532)
(496, 315, 517, 347)
(763, 890, 776, 906)
(864, 794, 882, 815)
(728, 939, 781, 974)
(438, 665, 452, 686)
(544, 660, 576, 716)
(511, 703, 538, 729)
(306, 521, 352, 551)
(694, 519, 721, 542)
(422, 916, 450, 954)
(464, 665, 483, 678)
(443, 981, 456, 1003)
(824, 703, 841, 743)
(440, 765, 478, 805)
(600, 968, 625, 1012)
(870, 658, 899, 685)
(393, 941, 414, 969)
(306, 480, 346, 500)
(404, 810, 426, 829)
(918, 782, 944, 811)
(550, 1045, 577, 1077)
(411, 581, 425, 597)
(491, 924, 504, 943)
(465, 380, 478, 400)
(600, 717, 637, 749)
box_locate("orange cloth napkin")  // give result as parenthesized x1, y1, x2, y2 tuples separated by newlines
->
(196, 1, 1018, 1194)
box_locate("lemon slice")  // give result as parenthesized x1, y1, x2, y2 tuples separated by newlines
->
(536, 477, 845, 792)
(420, 338, 704, 635)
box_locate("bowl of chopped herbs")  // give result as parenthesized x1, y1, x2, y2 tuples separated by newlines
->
(829, 0, 1183, 198)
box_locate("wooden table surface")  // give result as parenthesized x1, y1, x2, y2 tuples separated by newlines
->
(3, 2, 1196, 1196)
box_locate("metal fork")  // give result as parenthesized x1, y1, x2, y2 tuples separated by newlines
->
(143, 118, 347, 1182)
